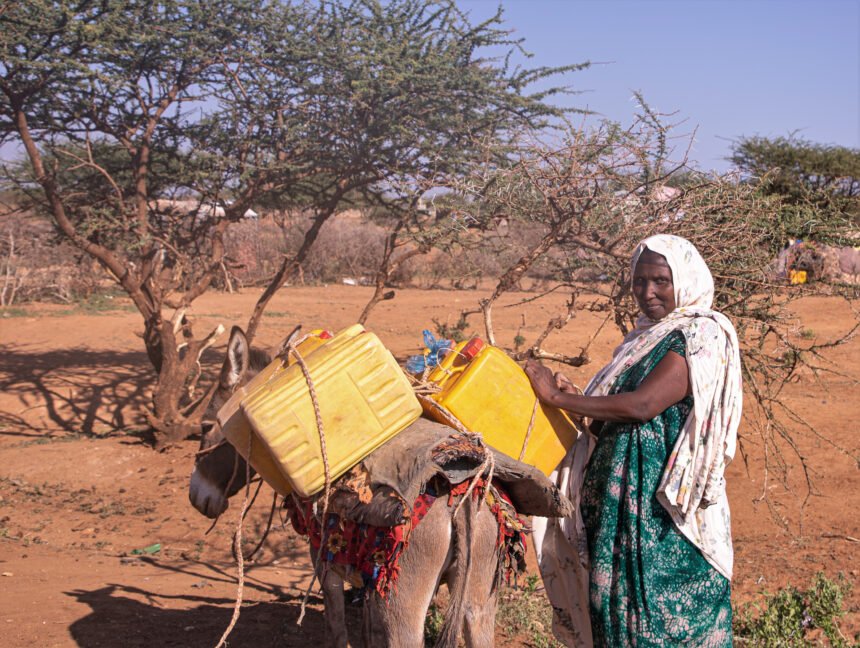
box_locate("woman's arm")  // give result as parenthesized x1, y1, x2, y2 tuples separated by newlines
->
(525, 351, 691, 425)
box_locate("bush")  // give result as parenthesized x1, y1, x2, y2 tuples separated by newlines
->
(0, 210, 101, 305)
(223, 211, 554, 290)
(496, 574, 564, 647)
(225, 213, 388, 286)
(734, 573, 854, 647)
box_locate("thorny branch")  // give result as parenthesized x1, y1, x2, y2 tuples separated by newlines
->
(443, 109, 859, 518)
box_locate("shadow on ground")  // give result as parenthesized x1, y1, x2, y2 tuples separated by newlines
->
(0, 345, 234, 439)
(66, 582, 363, 648)
(69, 585, 310, 647)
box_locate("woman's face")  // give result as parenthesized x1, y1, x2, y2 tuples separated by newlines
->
(632, 250, 676, 321)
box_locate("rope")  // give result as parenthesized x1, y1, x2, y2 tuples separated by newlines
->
(204, 447, 242, 536)
(518, 398, 540, 462)
(517, 380, 585, 462)
(195, 437, 229, 459)
(452, 447, 495, 519)
(241, 490, 279, 562)
(211, 328, 328, 643)
(406, 372, 443, 396)
(405, 345, 470, 395)
(287, 339, 333, 627)
(416, 393, 470, 435)
(231, 478, 265, 562)
(214, 434, 253, 648)
(415, 395, 495, 520)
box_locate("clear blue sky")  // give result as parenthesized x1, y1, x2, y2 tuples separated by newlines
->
(458, 0, 860, 171)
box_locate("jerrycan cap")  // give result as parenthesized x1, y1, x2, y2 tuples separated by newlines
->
(318, 330, 334, 339)
(461, 337, 484, 361)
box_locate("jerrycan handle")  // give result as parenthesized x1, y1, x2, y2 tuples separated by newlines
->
(431, 337, 483, 389)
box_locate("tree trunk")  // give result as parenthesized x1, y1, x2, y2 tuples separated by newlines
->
(246, 203, 340, 343)
(145, 312, 222, 448)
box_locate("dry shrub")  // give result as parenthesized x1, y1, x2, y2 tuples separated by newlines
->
(225, 213, 389, 286)
(0, 211, 100, 305)
(224, 211, 546, 289)
(222, 218, 286, 287)
(447, 109, 859, 512)
(414, 248, 486, 289)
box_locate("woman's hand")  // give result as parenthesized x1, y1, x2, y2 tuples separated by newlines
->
(555, 371, 577, 394)
(525, 350, 690, 424)
(525, 360, 560, 406)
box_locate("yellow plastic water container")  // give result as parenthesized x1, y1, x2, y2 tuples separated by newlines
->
(423, 338, 580, 476)
(217, 329, 335, 496)
(231, 324, 422, 498)
(789, 269, 808, 285)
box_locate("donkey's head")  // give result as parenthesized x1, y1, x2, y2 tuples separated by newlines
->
(188, 326, 272, 518)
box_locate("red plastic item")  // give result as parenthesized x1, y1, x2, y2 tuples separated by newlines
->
(461, 337, 484, 361)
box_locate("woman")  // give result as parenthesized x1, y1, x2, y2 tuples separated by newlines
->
(525, 234, 742, 647)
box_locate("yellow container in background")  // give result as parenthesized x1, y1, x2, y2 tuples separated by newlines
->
(424, 338, 580, 476)
(238, 324, 422, 498)
(789, 269, 808, 285)
(218, 329, 335, 496)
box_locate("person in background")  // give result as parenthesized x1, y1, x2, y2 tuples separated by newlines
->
(526, 234, 742, 648)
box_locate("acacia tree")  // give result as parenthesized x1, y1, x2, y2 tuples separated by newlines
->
(1, 0, 260, 444)
(1, 0, 581, 445)
(236, 0, 587, 338)
(730, 135, 860, 229)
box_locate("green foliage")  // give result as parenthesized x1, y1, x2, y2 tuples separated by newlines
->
(432, 314, 471, 343)
(72, 292, 136, 314)
(734, 573, 853, 647)
(0, 307, 28, 318)
(730, 135, 860, 232)
(1, 0, 580, 305)
(423, 602, 444, 645)
(0, 294, 133, 317)
(731, 136, 860, 199)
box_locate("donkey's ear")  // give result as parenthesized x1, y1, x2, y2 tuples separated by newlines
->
(220, 326, 250, 389)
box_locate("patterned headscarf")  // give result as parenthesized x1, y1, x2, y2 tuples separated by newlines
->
(585, 234, 743, 579)
(632, 234, 714, 309)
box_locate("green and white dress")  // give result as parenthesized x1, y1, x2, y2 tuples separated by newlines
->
(580, 331, 732, 647)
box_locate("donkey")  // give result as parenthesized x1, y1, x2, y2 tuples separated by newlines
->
(189, 327, 503, 648)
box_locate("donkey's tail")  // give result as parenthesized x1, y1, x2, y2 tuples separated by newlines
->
(433, 494, 476, 648)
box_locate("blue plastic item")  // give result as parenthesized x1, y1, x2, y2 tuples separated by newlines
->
(406, 329, 454, 374)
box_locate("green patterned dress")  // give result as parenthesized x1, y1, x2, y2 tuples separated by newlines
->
(580, 331, 732, 647)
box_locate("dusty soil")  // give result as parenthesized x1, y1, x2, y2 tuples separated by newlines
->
(1, 285, 858, 647)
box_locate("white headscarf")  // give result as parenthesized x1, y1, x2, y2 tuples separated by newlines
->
(585, 234, 742, 579)
(532, 235, 742, 646)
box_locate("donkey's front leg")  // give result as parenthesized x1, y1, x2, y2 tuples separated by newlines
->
(314, 551, 349, 648)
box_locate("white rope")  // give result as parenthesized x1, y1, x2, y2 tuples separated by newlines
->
(213, 434, 253, 648)
(414, 395, 495, 519)
(289, 339, 333, 627)
(518, 398, 540, 462)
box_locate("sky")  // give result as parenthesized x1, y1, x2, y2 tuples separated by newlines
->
(457, 0, 860, 172)
(3, 1, 857, 174)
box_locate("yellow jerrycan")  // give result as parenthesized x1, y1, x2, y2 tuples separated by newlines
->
(217, 329, 334, 496)
(222, 324, 422, 498)
(423, 337, 580, 476)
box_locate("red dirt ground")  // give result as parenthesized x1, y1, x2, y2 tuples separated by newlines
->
(1, 285, 858, 646)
